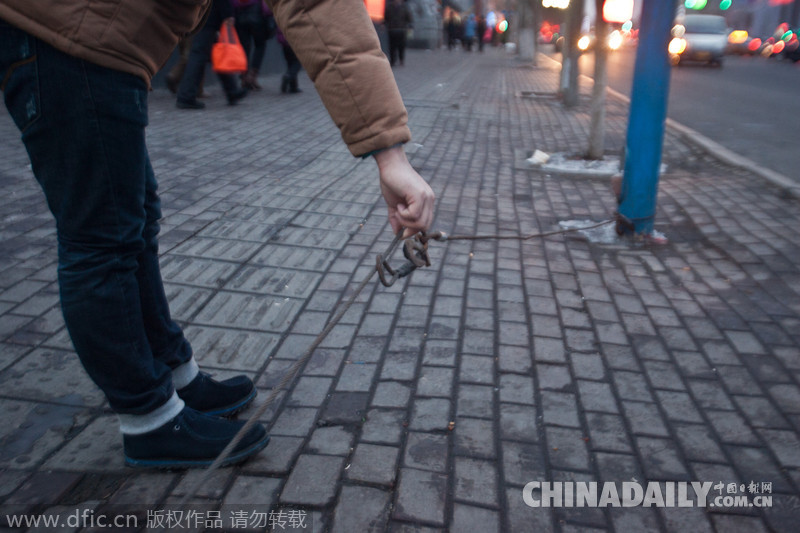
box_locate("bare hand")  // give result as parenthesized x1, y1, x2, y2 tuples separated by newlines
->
(373, 146, 435, 238)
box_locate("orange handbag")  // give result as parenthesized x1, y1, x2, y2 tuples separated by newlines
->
(212, 21, 248, 74)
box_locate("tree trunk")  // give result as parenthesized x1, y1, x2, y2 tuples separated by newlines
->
(560, 0, 583, 108)
(587, 0, 609, 159)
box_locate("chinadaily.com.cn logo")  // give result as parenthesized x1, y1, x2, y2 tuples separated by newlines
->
(522, 481, 774, 508)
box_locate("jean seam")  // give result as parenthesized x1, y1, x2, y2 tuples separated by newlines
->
(78, 57, 151, 376)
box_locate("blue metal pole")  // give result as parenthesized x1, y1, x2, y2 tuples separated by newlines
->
(617, 0, 676, 235)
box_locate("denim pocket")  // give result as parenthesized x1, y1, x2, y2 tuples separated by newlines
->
(0, 23, 41, 133)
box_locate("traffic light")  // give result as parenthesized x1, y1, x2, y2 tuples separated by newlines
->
(720, 0, 732, 9)
(603, 0, 634, 23)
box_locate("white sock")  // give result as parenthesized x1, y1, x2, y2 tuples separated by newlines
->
(118, 393, 185, 435)
(172, 358, 200, 390)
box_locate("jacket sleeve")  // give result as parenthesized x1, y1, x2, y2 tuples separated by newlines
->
(268, 0, 411, 157)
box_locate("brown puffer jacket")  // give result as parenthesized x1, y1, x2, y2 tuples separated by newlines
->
(0, 0, 410, 157)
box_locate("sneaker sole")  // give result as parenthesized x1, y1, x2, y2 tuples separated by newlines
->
(201, 387, 257, 418)
(124, 434, 270, 470)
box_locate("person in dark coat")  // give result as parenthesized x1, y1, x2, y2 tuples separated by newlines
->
(384, 0, 413, 66)
(176, 0, 248, 108)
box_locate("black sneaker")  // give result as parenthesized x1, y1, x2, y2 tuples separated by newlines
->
(123, 407, 269, 469)
(177, 372, 256, 417)
(176, 99, 205, 109)
(227, 88, 248, 106)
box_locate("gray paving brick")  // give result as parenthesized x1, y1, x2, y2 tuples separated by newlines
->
(403, 432, 449, 473)
(410, 398, 452, 432)
(724, 330, 767, 355)
(708, 410, 760, 446)
(453, 417, 495, 458)
(757, 429, 800, 468)
(536, 364, 573, 391)
(766, 383, 800, 414)
(0, 348, 106, 408)
(331, 485, 391, 533)
(346, 444, 399, 485)
(451, 504, 500, 533)
(584, 412, 632, 453)
(688, 379, 736, 411)
(393, 468, 447, 526)
(287, 376, 333, 407)
(336, 362, 377, 392)
(372, 381, 412, 408)
(499, 373, 535, 405)
(348, 338, 384, 364)
(502, 440, 547, 487)
(184, 326, 279, 371)
(545, 426, 591, 471)
(568, 352, 605, 381)
(454, 457, 498, 506)
(642, 360, 685, 391)
(457, 384, 495, 419)
(542, 392, 580, 428)
(459, 354, 495, 384)
(632, 336, 671, 361)
(533, 337, 567, 363)
(530, 314, 562, 338)
(417, 366, 454, 397)
(577, 380, 619, 414)
(223, 475, 281, 508)
(381, 351, 419, 381)
(269, 407, 318, 437)
(422, 339, 457, 366)
(193, 291, 303, 332)
(307, 426, 354, 456)
(636, 436, 690, 479)
(500, 403, 539, 442)
(281, 454, 344, 506)
(242, 436, 305, 474)
(655, 390, 705, 424)
(361, 409, 407, 445)
(622, 401, 670, 437)
(601, 344, 638, 370)
(505, 486, 556, 533)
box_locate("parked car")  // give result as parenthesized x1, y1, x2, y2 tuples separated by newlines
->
(669, 14, 729, 67)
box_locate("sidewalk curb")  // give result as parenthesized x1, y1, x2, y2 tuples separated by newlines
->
(536, 52, 800, 200)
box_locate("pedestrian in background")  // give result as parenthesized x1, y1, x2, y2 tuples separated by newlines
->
(446, 12, 459, 51)
(477, 15, 487, 52)
(0, 0, 434, 469)
(384, 0, 413, 66)
(277, 28, 302, 93)
(176, 0, 248, 109)
(234, 0, 276, 90)
(463, 14, 476, 52)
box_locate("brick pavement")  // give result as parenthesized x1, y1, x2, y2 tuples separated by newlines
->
(0, 46, 799, 532)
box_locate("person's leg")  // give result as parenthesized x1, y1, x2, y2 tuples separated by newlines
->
(285, 46, 303, 93)
(2, 23, 175, 418)
(388, 32, 398, 66)
(398, 31, 407, 65)
(0, 23, 267, 466)
(176, 27, 215, 107)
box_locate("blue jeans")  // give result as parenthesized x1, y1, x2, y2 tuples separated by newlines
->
(0, 21, 193, 415)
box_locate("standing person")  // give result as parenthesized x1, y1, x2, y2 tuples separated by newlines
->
(0, 0, 434, 469)
(277, 28, 302, 93)
(463, 14, 476, 52)
(446, 13, 459, 51)
(384, 0, 413, 67)
(176, 0, 248, 109)
(234, 0, 276, 90)
(476, 15, 487, 52)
